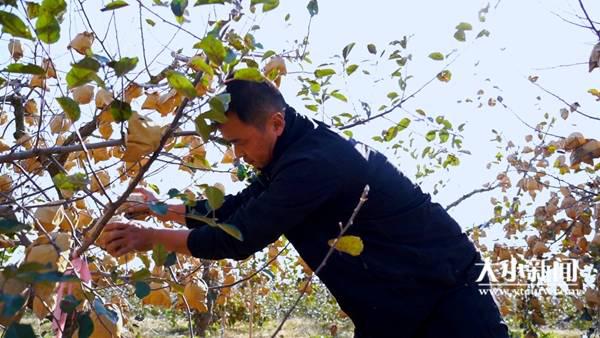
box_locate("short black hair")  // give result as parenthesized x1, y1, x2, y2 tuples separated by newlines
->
(224, 79, 287, 127)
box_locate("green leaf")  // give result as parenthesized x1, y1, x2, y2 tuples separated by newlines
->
(203, 94, 229, 123)
(428, 52, 444, 61)
(52, 172, 88, 191)
(189, 57, 214, 75)
(384, 125, 398, 142)
(147, 183, 160, 194)
(145, 18, 155, 26)
(134, 281, 151, 299)
(0, 218, 30, 234)
(194, 0, 225, 5)
(167, 188, 180, 198)
(164, 252, 176, 266)
(200, 109, 227, 123)
(367, 43, 377, 54)
(26, 2, 40, 18)
(476, 29, 490, 39)
(251, 0, 278, 12)
(455, 22, 472, 31)
(152, 243, 168, 266)
(342, 42, 355, 60)
(56, 97, 81, 121)
(217, 223, 243, 241)
(4, 63, 44, 74)
(131, 268, 151, 281)
(5, 323, 35, 338)
(425, 130, 436, 142)
(107, 57, 138, 77)
(233, 68, 264, 82)
(194, 116, 211, 142)
(101, 0, 129, 11)
(60, 294, 81, 313)
(454, 30, 466, 42)
(110, 99, 132, 122)
(35, 12, 60, 43)
(204, 185, 224, 210)
(73, 57, 100, 71)
(41, 0, 66, 15)
(166, 70, 196, 98)
(330, 91, 347, 102)
(170, 0, 188, 17)
(305, 104, 318, 112)
(306, 0, 318, 17)
(397, 117, 410, 131)
(0, 10, 34, 40)
(77, 313, 94, 338)
(66, 66, 102, 89)
(346, 64, 358, 75)
(439, 129, 449, 143)
(194, 34, 225, 65)
(314, 68, 335, 78)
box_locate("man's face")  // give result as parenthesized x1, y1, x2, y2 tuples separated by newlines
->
(218, 112, 285, 169)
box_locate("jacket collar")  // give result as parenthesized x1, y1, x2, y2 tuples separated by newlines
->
(261, 105, 315, 177)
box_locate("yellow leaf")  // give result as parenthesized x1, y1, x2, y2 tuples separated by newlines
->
(328, 235, 364, 256)
(124, 82, 143, 103)
(142, 283, 172, 308)
(8, 39, 23, 61)
(141, 92, 160, 110)
(0, 174, 12, 192)
(42, 58, 56, 78)
(68, 32, 94, 55)
(72, 85, 95, 104)
(49, 114, 72, 134)
(95, 88, 114, 108)
(184, 279, 208, 312)
(33, 205, 64, 233)
(29, 75, 47, 89)
(90, 170, 110, 192)
(221, 147, 235, 164)
(122, 112, 164, 162)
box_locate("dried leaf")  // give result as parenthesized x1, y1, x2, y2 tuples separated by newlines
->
(122, 112, 164, 162)
(8, 39, 23, 61)
(68, 31, 94, 55)
(589, 42, 600, 73)
(71, 85, 94, 104)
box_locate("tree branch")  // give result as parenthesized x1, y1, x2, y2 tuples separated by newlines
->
(445, 183, 500, 211)
(270, 185, 370, 337)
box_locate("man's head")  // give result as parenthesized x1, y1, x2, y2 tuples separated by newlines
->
(217, 79, 287, 169)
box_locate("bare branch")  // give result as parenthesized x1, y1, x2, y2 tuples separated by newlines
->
(445, 183, 500, 211)
(578, 0, 600, 40)
(270, 185, 370, 337)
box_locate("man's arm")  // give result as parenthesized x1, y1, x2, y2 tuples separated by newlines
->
(186, 158, 340, 260)
(105, 158, 339, 260)
(184, 176, 266, 228)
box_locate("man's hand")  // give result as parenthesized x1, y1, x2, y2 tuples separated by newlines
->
(103, 221, 154, 257)
(118, 187, 186, 224)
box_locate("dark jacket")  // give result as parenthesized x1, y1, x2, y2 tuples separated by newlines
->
(185, 107, 479, 336)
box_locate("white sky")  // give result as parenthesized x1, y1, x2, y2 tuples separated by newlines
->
(3, 0, 600, 251)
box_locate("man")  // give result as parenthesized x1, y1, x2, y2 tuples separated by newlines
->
(104, 79, 510, 337)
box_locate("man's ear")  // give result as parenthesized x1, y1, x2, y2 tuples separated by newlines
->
(272, 112, 285, 136)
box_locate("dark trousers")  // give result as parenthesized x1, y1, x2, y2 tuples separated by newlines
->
(353, 256, 510, 338)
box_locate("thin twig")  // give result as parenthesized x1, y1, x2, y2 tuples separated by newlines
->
(445, 183, 500, 211)
(578, 0, 600, 39)
(270, 185, 369, 337)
